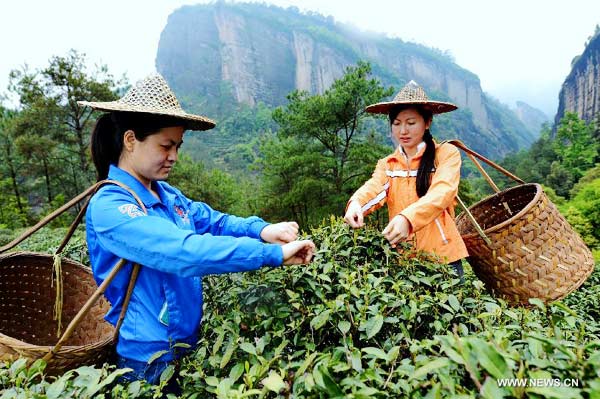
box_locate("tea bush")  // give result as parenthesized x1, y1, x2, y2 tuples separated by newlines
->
(180, 218, 600, 398)
(0, 226, 89, 266)
(1, 219, 599, 398)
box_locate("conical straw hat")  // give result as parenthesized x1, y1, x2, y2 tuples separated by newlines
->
(78, 74, 215, 131)
(366, 80, 457, 115)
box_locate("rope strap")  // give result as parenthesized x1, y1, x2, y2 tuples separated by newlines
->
(440, 140, 525, 246)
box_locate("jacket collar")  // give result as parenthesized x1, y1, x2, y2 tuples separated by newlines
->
(400, 141, 427, 157)
(107, 164, 164, 207)
(389, 141, 427, 162)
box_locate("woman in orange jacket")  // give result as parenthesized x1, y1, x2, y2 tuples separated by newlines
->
(344, 80, 468, 278)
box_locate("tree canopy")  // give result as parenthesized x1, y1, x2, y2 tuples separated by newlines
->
(257, 62, 393, 226)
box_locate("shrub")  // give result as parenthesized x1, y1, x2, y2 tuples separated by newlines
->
(182, 219, 600, 398)
(1, 219, 599, 398)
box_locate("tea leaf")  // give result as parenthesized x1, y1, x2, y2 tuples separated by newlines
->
(481, 376, 509, 398)
(411, 358, 449, 380)
(229, 363, 245, 382)
(147, 350, 169, 365)
(448, 294, 461, 312)
(220, 338, 237, 368)
(362, 347, 388, 360)
(239, 342, 257, 356)
(205, 376, 219, 387)
(262, 372, 286, 393)
(529, 298, 546, 311)
(313, 365, 344, 396)
(311, 309, 332, 330)
(362, 314, 384, 339)
(472, 340, 511, 379)
(338, 320, 351, 334)
(159, 365, 175, 383)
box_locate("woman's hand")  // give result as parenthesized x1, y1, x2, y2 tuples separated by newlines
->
(344, 200, 364, 228)
(282, 240, 316, 265)
(382, 214, 412, 248)
(261, 222, 299, 244)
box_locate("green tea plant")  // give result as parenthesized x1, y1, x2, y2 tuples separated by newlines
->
(0, 359, 167, 399)
(180, 218, 600, 398)
(1, 226, 89, 266)
(0, 219, 598, 398)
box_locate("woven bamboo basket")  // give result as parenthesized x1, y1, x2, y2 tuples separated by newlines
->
(448, 140, 595, 305)
(0, 252, 114, 374)
(0, 180, 143, 374)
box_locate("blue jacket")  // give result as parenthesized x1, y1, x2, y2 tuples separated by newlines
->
(85, 165, 283, 362)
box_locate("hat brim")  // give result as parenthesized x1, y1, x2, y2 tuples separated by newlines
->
(77, 100, 216, 131)
(365, 100, 458, 115)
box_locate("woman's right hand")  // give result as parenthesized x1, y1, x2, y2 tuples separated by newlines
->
(344, 200, 364, 228)
(282, 240, 316, 265)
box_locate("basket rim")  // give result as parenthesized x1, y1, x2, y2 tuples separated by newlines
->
(0, 250, 114, 355)
(457, 183, 543, 240)
(0, 250, 91, 270)
(0, 331, 114, 353)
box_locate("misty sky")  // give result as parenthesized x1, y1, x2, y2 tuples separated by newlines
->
(1, 0, 599, 116)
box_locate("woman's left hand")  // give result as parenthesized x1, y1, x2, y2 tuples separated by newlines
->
(261, 222, 299, 244)
(382, 214, 412, 248)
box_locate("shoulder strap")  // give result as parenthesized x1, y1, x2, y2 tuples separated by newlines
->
(42, 180, 145, 362)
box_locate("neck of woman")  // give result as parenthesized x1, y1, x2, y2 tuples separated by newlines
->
(401, 141, 425, 159)
(118, 161, 152, 192)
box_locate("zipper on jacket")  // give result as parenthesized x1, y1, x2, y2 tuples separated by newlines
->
(435, 218, 449, 245)
(158, 300, 169, 326)
(400, 150, 411, 176)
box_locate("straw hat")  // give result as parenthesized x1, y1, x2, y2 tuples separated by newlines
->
(78, 74, 216, 131)
(366, 80, 457, 115)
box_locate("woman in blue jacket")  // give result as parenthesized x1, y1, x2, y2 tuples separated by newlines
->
(79, 74, 315, 388)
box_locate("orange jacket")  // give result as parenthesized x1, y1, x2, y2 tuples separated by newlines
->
(349, 141, 468, 263)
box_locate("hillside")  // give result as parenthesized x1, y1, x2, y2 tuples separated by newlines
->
(514, 101, 550, 133)
(156, 2, 538, 161)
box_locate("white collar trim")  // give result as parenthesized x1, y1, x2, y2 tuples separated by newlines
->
(400, 141, 426, 155)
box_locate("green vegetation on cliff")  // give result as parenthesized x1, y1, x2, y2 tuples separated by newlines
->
(157, 2, 537, 162)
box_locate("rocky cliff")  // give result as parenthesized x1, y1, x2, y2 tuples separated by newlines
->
(515, 101, 550, 133)
(156, 3, 537, 158)
(556, 32, 600, 126)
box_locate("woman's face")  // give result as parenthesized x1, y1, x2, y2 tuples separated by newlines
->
(121, 126, 185, 186)
(391, 107, 431, 155)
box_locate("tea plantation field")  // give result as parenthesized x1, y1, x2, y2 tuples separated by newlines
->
(1, 219, 599, 398)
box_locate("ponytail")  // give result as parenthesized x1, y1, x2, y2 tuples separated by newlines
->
(416, 129, 435, 197)
(90, 112, 186, 181)
(91, 113, 122, 181)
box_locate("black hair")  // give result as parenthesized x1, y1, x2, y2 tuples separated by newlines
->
(388, 105, 435, 197)
(90, 112, 184, 181)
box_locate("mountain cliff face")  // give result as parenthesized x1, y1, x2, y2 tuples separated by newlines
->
(556, 32, 600, 126)
(156, 3, 537, 158)
(515, 101, 550, 133)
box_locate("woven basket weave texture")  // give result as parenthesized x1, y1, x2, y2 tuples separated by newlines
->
(456, 183, 595, 305)
(0, 252, 114, 374)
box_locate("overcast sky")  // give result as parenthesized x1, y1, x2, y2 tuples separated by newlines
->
(1, 0, 599, 116)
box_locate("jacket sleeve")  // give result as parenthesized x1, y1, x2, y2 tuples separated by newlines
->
(347, 158, 389, 216)
(400, 144, 461, 232)
(181, 194, 269, 240)
(88, 187, 283, 278)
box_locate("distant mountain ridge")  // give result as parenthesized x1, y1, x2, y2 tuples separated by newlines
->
(156, 2, 538, 159)
(515, 101, 550, 133)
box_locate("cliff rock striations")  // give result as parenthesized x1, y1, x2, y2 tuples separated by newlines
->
(156, 3, 537, 158)
(556, 31, 600, 127)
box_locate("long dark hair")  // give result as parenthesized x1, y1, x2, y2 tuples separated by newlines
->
(388, 105, 435, 197)
(90, 112, 184, 181)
